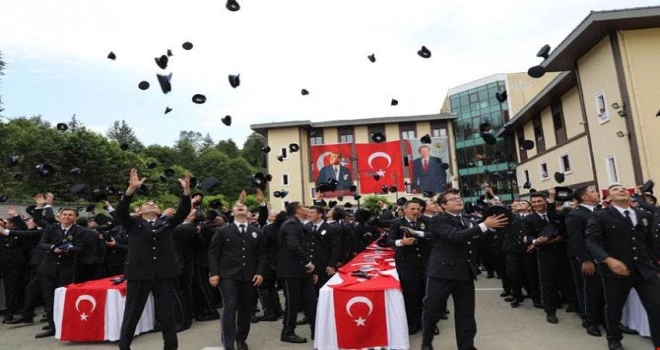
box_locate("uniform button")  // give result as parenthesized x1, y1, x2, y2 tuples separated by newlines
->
(152, 229, 156, 232)
(242, 248, 246, 251)
(242, 263, 246, 266)
(57, 262, 60, 265)
(467, 259, 471, 262)
(633, 257, 638, 260)
(417, 254, 421, 257)
(242, 240, 245, 243)
(311, 249, 314, 252)
(58, 255, 62, 259)
(632, 237, 636, 241)
(467, 241, 471, 245)
(153, 257, 157, 260)
(633, 247, 637, 250)
(310, 255, 313, 258)
(153, 247, 156, 250)
(153, 237, 156, 241)
(469, 250, 472, 254)
(242, 255, 246, 258)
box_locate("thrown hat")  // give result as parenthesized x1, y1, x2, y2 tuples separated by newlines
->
(138, 81, 150, 90)
(373, 173, 381, 181)
(85, 203, 96, 213)
(380, 185, 388, 194)
(154, 55, 168, 70)
(182, 42, 193, 50)
(495, 90, 507, 103)
(147, 161, 157, 169)
(420, 134, 432, 144)
(337, 195, 344, 201)
(371, 132, 386, 143)
(159, 175, 168, 183)
(391, 99, 398, 106)
(344, 202, 353, 208)
(276, 155, 284, 162)
(481, 132, 497, 145)
(301, 89, 309, 96)
(36, 163, 55, 177)
(164, 107, 173, 114)
(349, 185, 357, 192)
(537, 44, 551, 59)
(353, 194, 362, 201)
(423, 191, 436, 198)
(25, 205, 36, 216)
(189, 177, 198, 189)
(417, 45, 431, 58)
(228, 74, 240, 88)
(441, 163, 449, 170)
(71, 183, 87, 195)
(389, 186, 398, 193)
(164, 168, 175, 177)
(528, 65, 546, 78)
(192, 94, 207, 104)
(167, 49, 173, 57)
(317, 183, 331, 193)
(0, 195, 8, 203)
(640, 180, 655, 194)
(209, 199, 222, 209)
(261, 146, 271, 153)
(107, 51, 116, 60)
(368, 54, 376, 63)
(523, 181, 531, 190)
(265, 174, 273, 182)
(289, 143, 300, 153)
(483, 205, 511, 221)
(274, 190, 289, 198)
(226, 0, 240, 11)
(555, 186, 574, 202)
(222, 115, 232, 126)
(69, 167, 81, 175)
(554, 172, 565, 184)
(56, 123, 69, 131)
(199, 177, 220, 190)
(120, 143, 130, 151)
(521, 140, 535, 150)
(327, 200, 337, 208)
(4, 155, 18, 167)
(157, 73, 172, 94)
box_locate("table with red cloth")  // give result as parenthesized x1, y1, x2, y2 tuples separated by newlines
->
(314, 243, 409, 350)
(53, 276, 155, 342)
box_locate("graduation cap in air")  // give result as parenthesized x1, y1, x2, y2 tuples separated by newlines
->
(528, 65, 546, 78)
(389, 186, 397, 193)
(154, 55, 168, 70)
(521, 140, 535, 150)
(36, 163, 55, 177)
(479, 122, 497, 145)
(327, 179, 339, 191)
(252, 173, 267, 188)
(69, 167, 81, 175)
(495, 90, 507, 103)
(423, 191, 436, 198)
(555, 186, 574, 202)
(120, 143, 130, 151)
(136, 184, 150, 195)
(164, 106, 173, 114)
(441, 163, 449, 171)
(276, 155, 284, 162)
(138, 81, 150, 90)
(209, 199, 222, 209)
(159, 175, 168, 183)
(25, 205, 36, 216)
(221, 116, 232, 126)
(640, 179, 655, 195)
(261, 146, 271, 153)
(396, 197, 408, 206)
(317, 183, 331, 193)
(226, 0, 240, 11)
(380, 185, 389, 194)
(353, 194, 362, 201)
(164, 168, 175, 177)
(93, 214, 111, 226)
(228, 74, 240, 88)
(199, 177, 220, 190)
(192, 94, 206, 104)
(344, 202, 353, 208)
(391, 99, 399, 106)
(289, 143, 300, 153)
(70, 183, 87, 195)
(274, 190, 289, 198)
(0, 195, 8, 203)
(5, 155, 18, 167)
(368, 54, 376, 63)
(537, 44, 551, 59)
(85, 203, 96, 213)
(337, 196, 344, 201)
(522, 181, 531, 190)
(147, 161, 157, 169)
(189, 177, 198, 189)
(417, 45, 431, 58)
(167, 49, 173, 57)
(349, 185, 357, 192)
(483, 205, 512, 222)
(301, 89, 309, 96)
(371, 132, 386, 143)
(420, 134, 432, 144)
(265, 174, 273, 182)
(373, 173, 381, 181)
(56, 123, 69, 131)
(182, 42, 193, 50)
(157, 73, 172, 94)
(554, 172, 565, 184)
(107, 51, 116, 60)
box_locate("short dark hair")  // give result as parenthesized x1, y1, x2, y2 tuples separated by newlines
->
(530, 192, 547, 200)
(573, 186, 589, 203)
(438, 188, 460, 204)
(286, 201, 302, 216)
(308, 205, 324, 215)
(329, 207, 345, 221)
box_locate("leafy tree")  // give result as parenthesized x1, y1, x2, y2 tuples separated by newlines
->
(241, 132, 267, 168)
(361, 195, 390, 213)
(200, 133, 214, 152)
(106, 120, 143, 151)
(0, 50, 4, 112)
(216, 139, 239, 158)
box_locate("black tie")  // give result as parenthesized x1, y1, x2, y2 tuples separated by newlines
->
(148, 220, 155, 225)
(409, 221, 416, 228)
(458, 216, 466, 228)
(312, 225, 318, 233)
(542, 214, 548, 223)
(239, 224, 246, 236)
(623, 210, 633, 226)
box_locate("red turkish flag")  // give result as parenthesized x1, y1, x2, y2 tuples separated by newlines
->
(333, 289, 388, 348)
(60, 284, 107, 341)
(356, 141, 404, 194)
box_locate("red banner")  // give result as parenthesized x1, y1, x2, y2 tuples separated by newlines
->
(310, 143, 354, 196)
(333, 289, 388, 348)
(356, 141, 404, 194)
(60, 284, 108, 341)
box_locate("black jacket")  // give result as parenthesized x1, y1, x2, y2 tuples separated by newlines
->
(76, 229, 103, 265)
(209, 222, 266, 282)
(172, 222, 197, 269)
(426, 213, 483, 281)
(193, 221, 219, 267)
(585, 206, 659, 280)
(564, 205, 595, 262)
(104, 226, 129, 267)
(277, 217, 313, 278)
(116, 193, 191, 280)
(304, 221, 341, 271)
(502, 213, 527, 254)
(387, 216, 430, 270)
(522, 205, 562, 245)
(262, 223, 281, 270)
(37, 224, 86, 278)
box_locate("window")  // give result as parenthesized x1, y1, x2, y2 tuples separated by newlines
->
(282, 174, 289, 186)
(430, 120, 447, 137)
(605, 155, 619, 184)
(524, 170, 530, 183)
(368, 124, 385, 143)
(551, 100, 567, 144)
(595, 92, 609, 124)
(559, 154, 571, 174)
(309, 129, 324, 145)
(540, 163, 549, 180)
(533, 117, 546, 153)
(310, 187, 317, 199)
(516, 129, 527, 162)
(338, 126, 354, 144)
(399, 122, 416, 140)
(280, 147, 288, 159)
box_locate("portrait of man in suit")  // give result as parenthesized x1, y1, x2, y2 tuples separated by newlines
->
(316, 152, 352, 191)
(412, 145, 447, 193)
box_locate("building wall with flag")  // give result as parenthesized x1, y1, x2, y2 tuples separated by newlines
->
(251, 114, 456, 208)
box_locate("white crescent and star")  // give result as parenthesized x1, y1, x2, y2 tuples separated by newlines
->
(316, 151, 333, 171)
(367, 152, 392, 169)
(346, 296, 374, 326)
(75, 294, 97, 321)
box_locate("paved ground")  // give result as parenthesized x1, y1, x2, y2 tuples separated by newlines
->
(0, 277, 653, 350)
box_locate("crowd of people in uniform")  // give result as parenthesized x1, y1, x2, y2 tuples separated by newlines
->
(0, 170, 659, 350)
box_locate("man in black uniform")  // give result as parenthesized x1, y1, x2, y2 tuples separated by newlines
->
(420, 189, 507, 350)
(585, 184, 660, 350)
(257, 211, 287, 321)
(277, 201, 317, 344)
(304, 206, 340, 290)
(209, 201, 265, 350)
(116, 168, 191, 350)
(564, 186, 604, 336)
(387, 199, 429, 334)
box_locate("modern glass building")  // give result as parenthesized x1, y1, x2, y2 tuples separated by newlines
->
(447, 74, 518, 203)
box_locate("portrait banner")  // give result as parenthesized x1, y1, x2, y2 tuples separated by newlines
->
(405, 136, 450, 194)
(311, 143, 354, 197)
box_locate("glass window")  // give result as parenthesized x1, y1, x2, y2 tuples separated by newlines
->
(399, 122, 416, 140)
(282, 174, 289, 186)
(540, 163, 549, 180)
(338, 126, 354, 144)
(595, 92, 609, 124)
(560, 154, 571, 173)
(281, 147, 288, 159)
(552, 101, 567, 144)
(368, 124, 385, 143)
(605, 155, 619, 183)
(309, 129, 324, 145)
(533, 117, 546, 153)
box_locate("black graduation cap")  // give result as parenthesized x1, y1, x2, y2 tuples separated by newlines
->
(94, 214, 110, 226)
(521, 140, 535, 150)
(25, 205, 36, 216)
(537, 44, 551, 59)
(154, 55, 168, 70)
(276, 155, 284, 162)
(391, 99, 398, 106)
(5, 155, 18, 167)
(528, 65, 546, 78)
(301, 89, 309, 96)
(328, 179, 339, 192)
(353, 194, 362, 201)
(85, 203, 96, 213)
(396, 197, 408, 206)
(107, 51, 116, 60)
(199, 177, 220, 190)
(0, 195, 8, 203)
(417, 45, 432, 58)
(481, 132, 497, 145)
(226, 0, 240, 11)
(423, 191, 436, 198)
(640, 180, 655, 194)
(228, 74, 240, 88)
(389, 186, 397, 193)
(349, 185, 357, 192)
(136, 184, 150, 195)
(555, 186, 574, 202)
(159, 175, 168, 183)
(368, 54, 376, 63)
(164, 168, 175, 177)
(167, 49, 173, 57)
(138, 81, 150, 90)
(554, 172, 565, 184)
(373, 173, 381, 181)
(483, 205, 512, 221)
(316, 199, 328, 207)
(182, 42, 193, 50)
(274, 190, 289, 198)
(344, 202, 353, 208)
(192, 192, 204, 200)
(252, 172, 266, 187)
(222, 116, 232, 126)
(261, 146, 271, 153)
(380, 185, 388, 194)
(90, 188, 107, 201)
(192, 94, 207, 104)
(441, 163, 449, 170)
(371, 132, 386, 143)
(265, 174, 273, 182)
(36, 163, 55, 176)
(209, 199, 222, 209)
(289, 143, 300, 153)
(56, 123, 68, 131)
(13, 173, 23, 180)
(164, 107, 173, 114)
(120, 143, 130, 151)
(157, 73, 172, 94)
(71, 183, 87, 195)
(420, 134, 432, 144)
(147, 161, 157, 169)
(69, 167, 81, 175)
(337, 196, 344, 201)
(189, 177, 198, 189)
(495, 90, 507, 103)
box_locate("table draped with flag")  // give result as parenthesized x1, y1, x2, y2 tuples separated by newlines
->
(622, 288, 650, 337)
(314, 243, 409, 350)
(54, 276, 155, 342)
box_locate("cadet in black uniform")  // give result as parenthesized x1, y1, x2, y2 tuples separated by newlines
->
(304, 206, 340, 290)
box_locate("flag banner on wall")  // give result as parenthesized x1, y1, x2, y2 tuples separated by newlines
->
(311, 143, 354, 197)
(404, 136, 450, 194)
(356, 141, 404, 194)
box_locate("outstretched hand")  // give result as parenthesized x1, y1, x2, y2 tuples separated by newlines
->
(126, 168, 147, 196)
(256, 188, 264, 203)
(238, 189, 247, 204)
(178, 171, 191, 195)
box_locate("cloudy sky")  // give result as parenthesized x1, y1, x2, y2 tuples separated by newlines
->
(0, 0, 656, 147)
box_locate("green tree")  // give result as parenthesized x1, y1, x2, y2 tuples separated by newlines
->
(106, 120, 144, 151)
(0, 50, 5, 112)
(216, 139, 239, 158)
(241, 132, 267, 168)
(200, 133, 214, 152)
(361, 195, 390, 213)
